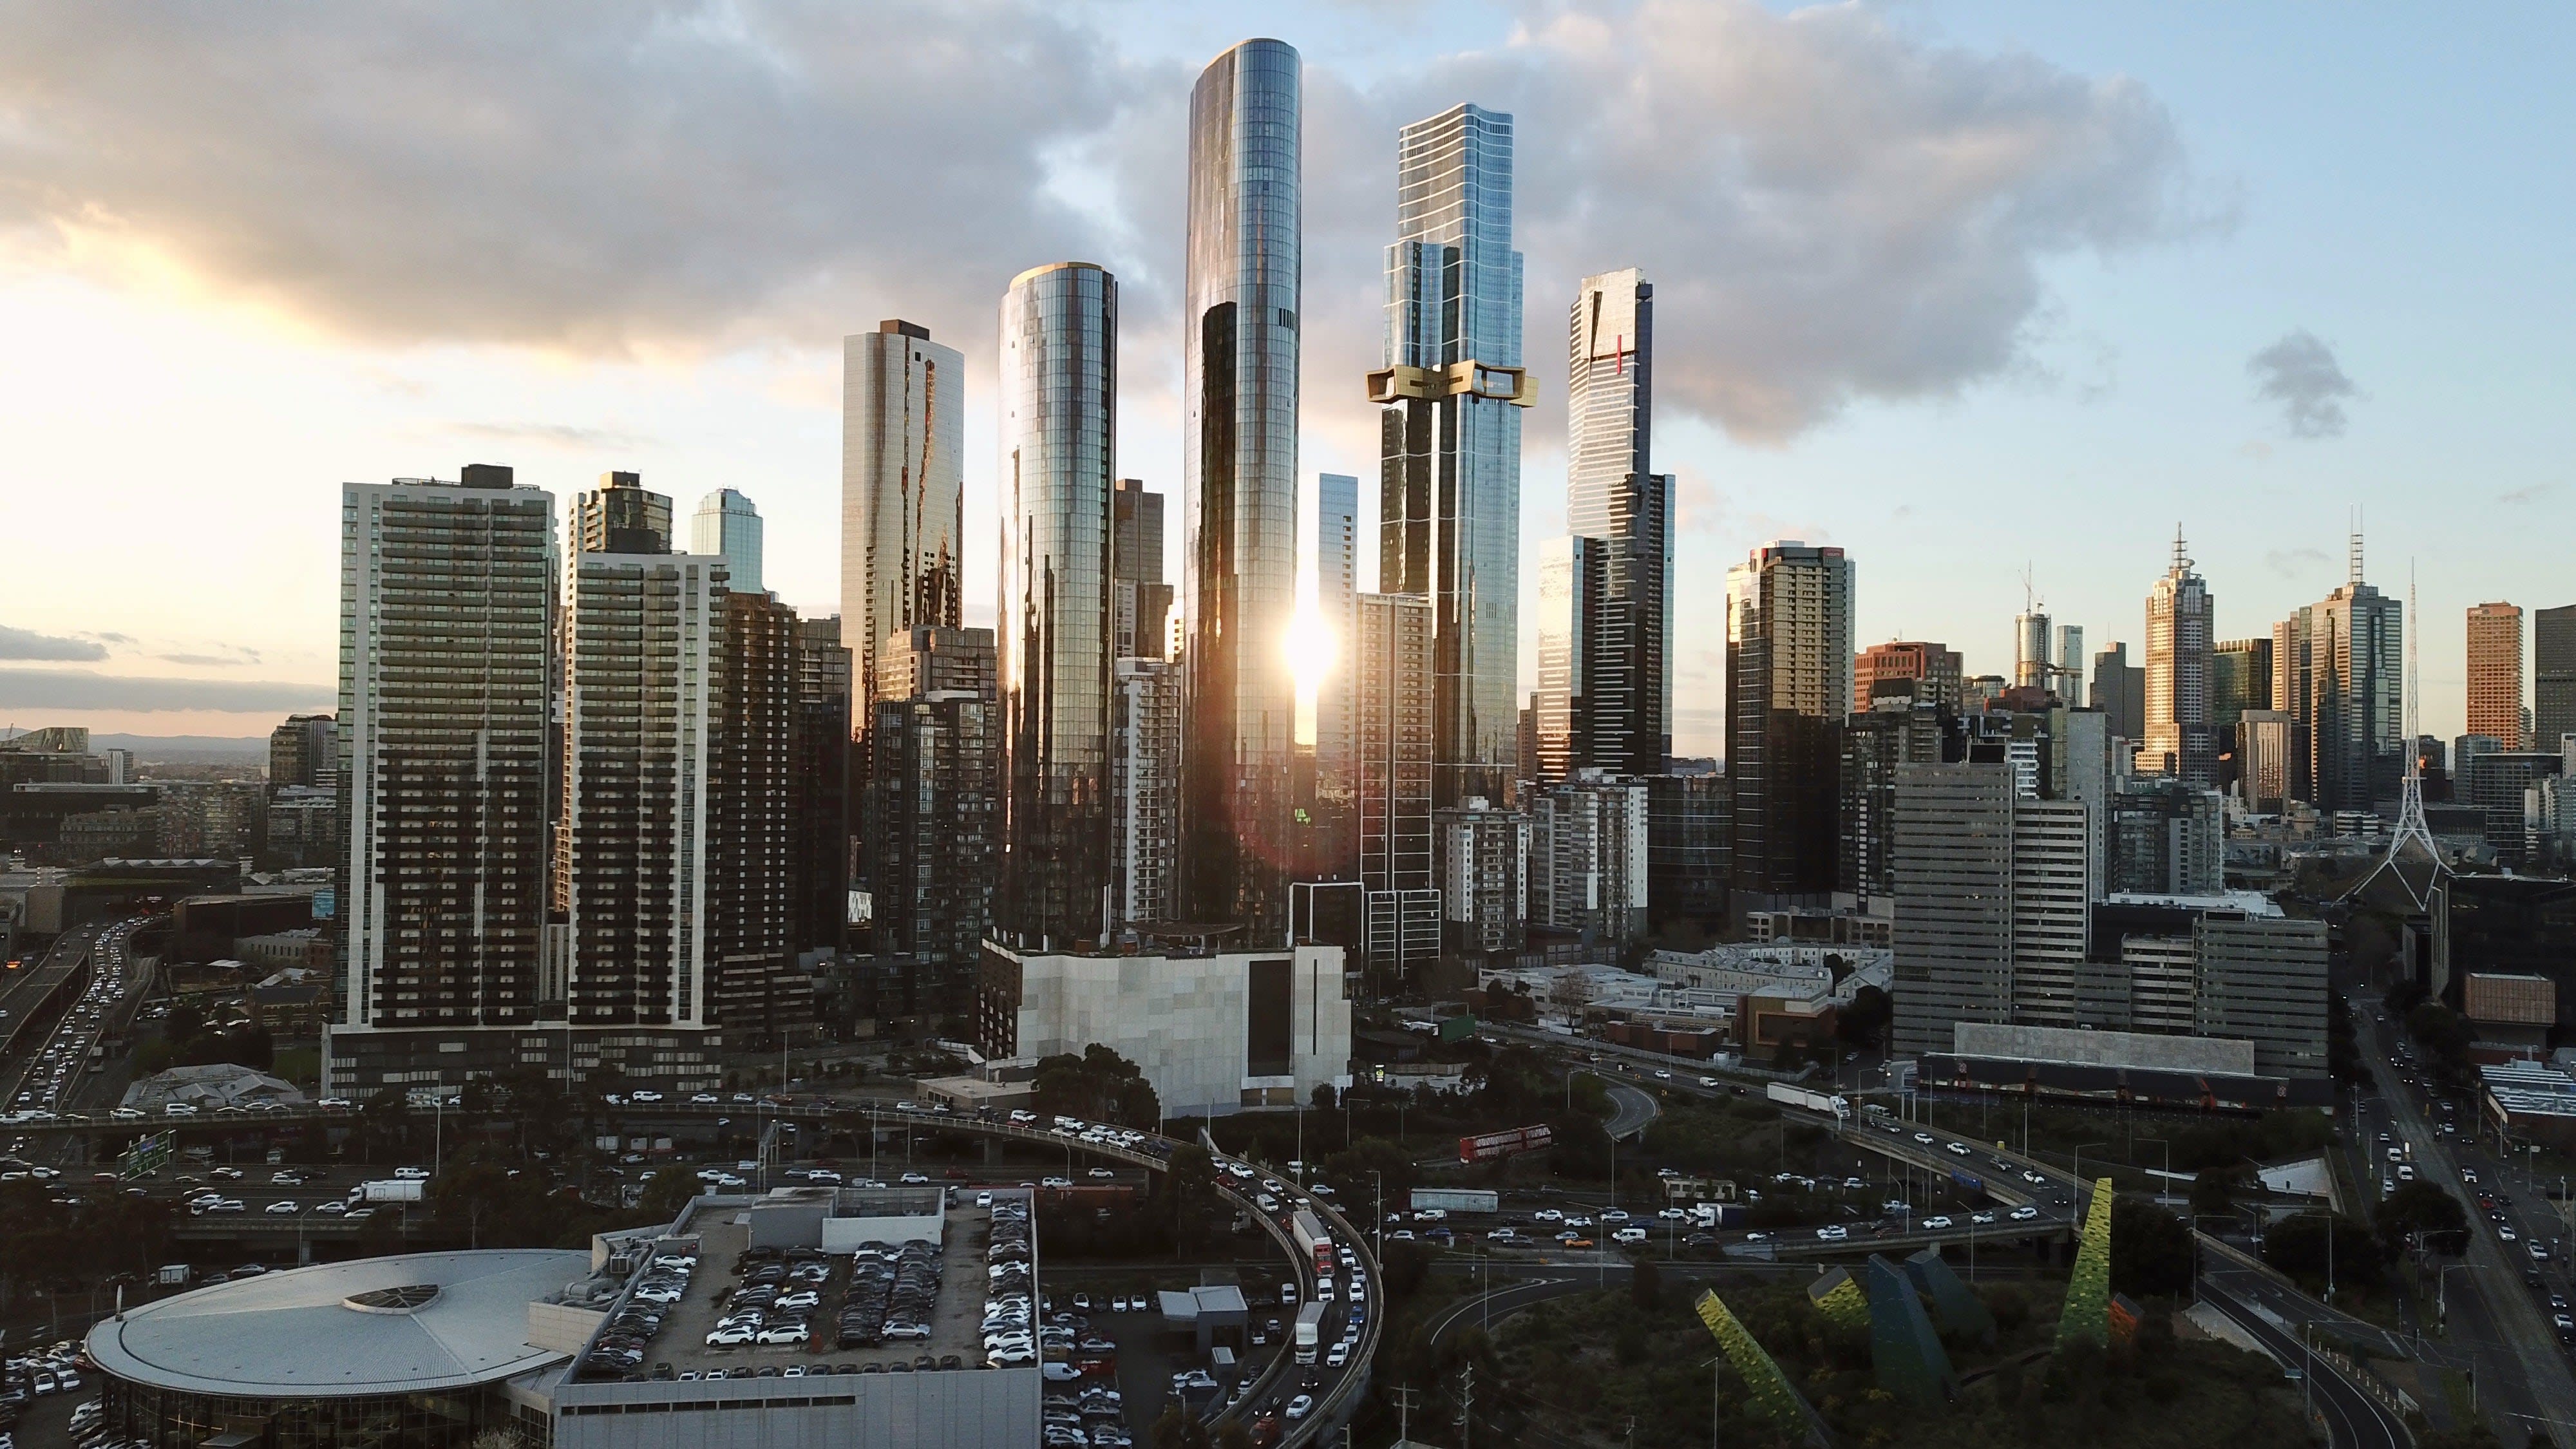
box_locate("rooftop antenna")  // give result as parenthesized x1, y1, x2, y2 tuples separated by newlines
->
(2349, 507, 2365, 587)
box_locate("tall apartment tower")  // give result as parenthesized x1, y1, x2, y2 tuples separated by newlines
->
(708, 590, 802, 1046)
(1354, 592, 1439, 981)
(1563, 269, 1673, 777)
(1888, 761, 2092, 1054)
(998, 261, 1118, 947)
(2292, 540, 2405, 813)
(555, 549, 728, 1062)
(1312, 473, 1359, 796)
(1725, 542, 1855, 909)
(1529, 772, 1650, 944)
(2009, 799, 2091, 1027)
(1436, 797, 1529, 956)
(268, 713, 336, 791)
(843, 319, 966, 773)
(574, 471, 672, 554)
(2090, 641, 2146, 746)
(1182, 38, 1302, 940)
(2467, 602, 2525, 749)
(1533, 535, 1602, 783)
(2054, 626, 2087, 708)
(1110, 658, 1183, 927)
(1853, 641, 1962, 714)
(328, 468, 553, 1095)
(1370, 102, 1528, 809)
(2142, 528, 2215, 786)
(2211, 637, 2273, 728)
(2013, 609, 2052, 691)
(877, 625, 998, 705)
(690, 488, 764, 596)
(1112, 478, 1174, 661)
(2539, 605, 2576, 757)
(864, 691, 996, 1025)
(791, 616, 851, 954)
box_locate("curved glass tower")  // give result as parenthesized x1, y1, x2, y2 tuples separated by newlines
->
(998, 261, 1118, 947)
(1182, 38, 1300, 938)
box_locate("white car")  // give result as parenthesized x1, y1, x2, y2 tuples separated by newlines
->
(265, 1200, 301, 1215)
(2010, 1206, 2041, 1222)
(393, 1167, 431, 1180)
(704, 1325, 757, 1347)
(1088, 1167, 1117, 1180)
(755, 1323, 810, 1345)
(1285, 1395, 1314, 1421)
(630, 1090, 663, 1103)
(1815, 1225, 1848, 1240)
(1946, 1142, 1972, 1157)
(1920, 1216, 1953, 1230)
(1613, 1227, 1649, 1245)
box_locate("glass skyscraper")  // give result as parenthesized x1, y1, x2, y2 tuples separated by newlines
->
(1562, 268, 1672, 777)
(1182, 38, 1301, 940)
(842, 319, 965, 761)
(998, 261, 1117, 947)
(690, 487, 764, 595)
(1370, 102, 1528, 808)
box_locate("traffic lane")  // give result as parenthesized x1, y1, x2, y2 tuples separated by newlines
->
(1601, 1084, 1660, 1140)
(2201, 1278, 2406, 1449)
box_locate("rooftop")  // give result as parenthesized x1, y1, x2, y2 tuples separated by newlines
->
(88, 1249, 587, 1397)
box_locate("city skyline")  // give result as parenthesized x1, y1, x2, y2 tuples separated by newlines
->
(2, 6, 2571, 755)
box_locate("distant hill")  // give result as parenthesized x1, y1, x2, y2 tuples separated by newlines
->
(93, 733, 272, 762)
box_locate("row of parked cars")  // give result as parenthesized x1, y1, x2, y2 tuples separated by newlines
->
(585, 1250, 698, 1374)
(837, 1241, 943, 1350)
(983, 1201, 1042, 1367)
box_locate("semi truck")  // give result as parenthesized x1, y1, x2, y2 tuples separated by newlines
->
(1291, 1209, 1334, 1275)
(1764, 1083, 1852, 1121)
(350, 1179, 425, 1205)
(1409, 1188, 1500, 1215)
(1292, 1302, 1327, 1365)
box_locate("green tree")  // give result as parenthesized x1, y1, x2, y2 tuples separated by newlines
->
(1311, 1081, 1338, 1113)
(2110, 1197, 2195, 1298)
(1630, 1251, 1662, 1310)
(2376, 1180, 2469, 1258)
(2262, 1211, 2382, 1291)
(1548, 1110, 1614, 1180)
(2189, 1163, 2249, 1217)
(1835, 984, 1893, 1051)
(638, 1165, 702, 1222)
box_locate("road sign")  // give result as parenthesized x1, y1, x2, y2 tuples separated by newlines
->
(120, 1129, 173, 1180)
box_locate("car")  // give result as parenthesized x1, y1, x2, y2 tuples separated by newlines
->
(692, 1093, 721, 1104)
(2010, 1206, 2041, 1222)
(630, 1090, 663, 1103)
(1815, 1225, 1848, 1240)
(1486, 1227, 1518, 1243)
(1970, 1211, 1997, 1225)
(164, 1103, 198, 1115)
(313, 1200, 346, 1215)
(1920, 1216, 1953, 1230)
(2502, 1227, 2520, 1242)
(756, 1323, 811, 1345)
(1533, 1208, 1563, 1224)
(705, 1326, 757, 1347)
(393, 1167, 431, 1180)
(265, 1200, 300, 1215)
(1041, 1176, 1074, 1189)
(1946, 1142, 1972, 1157)
(900, 1172, 931, 1185)
(1087, 1168, 1116, 1180)
(1285, 1395, 1314, 1421)
(1913, 1132, 1935, 1146)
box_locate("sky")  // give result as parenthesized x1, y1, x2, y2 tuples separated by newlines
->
(0, 1, 2569, 754)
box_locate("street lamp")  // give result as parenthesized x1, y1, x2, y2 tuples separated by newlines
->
(2136, 1136, 2174, 1208)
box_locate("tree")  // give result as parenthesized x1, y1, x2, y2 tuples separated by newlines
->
(2109, 1197, 2195, 1298)
(2262, 1211, 2382, 1291)
(2190, 1163, 2249, 1217)
(1379, 1237, 1434, 1300)
(1548, 1110, 1614, 1180)
(1032, 1045, 1162, 1129)
(2376, 1180, 2469, 1258)
(1835, 985, 1892, 1051)
(1149, 1403, 1210, 1449)
(1630, 1251, 1662, 1310)
(639, 1165, 702, 1223)
(1311, 1081, 1338, 1113)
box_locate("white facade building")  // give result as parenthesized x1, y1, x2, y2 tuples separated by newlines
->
(1529, 771, 1649, 942)
(1111, 657, 1182, 927)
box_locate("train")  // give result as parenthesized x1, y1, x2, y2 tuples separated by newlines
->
(1457, 1123, 1555, 1164)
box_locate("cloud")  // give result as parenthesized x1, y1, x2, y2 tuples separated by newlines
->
(156, 653, 240, 667)
(0, 1, 2197, 446)
(2248, 329, 2356, 438)
(453, 421, 656, 452)
(2498, 483, 2557, 506)
(2264, 547, 2331, 579)
(0, 667, 331, 714)
(86, 632, 136, 645)
(0, 624, 108, 661)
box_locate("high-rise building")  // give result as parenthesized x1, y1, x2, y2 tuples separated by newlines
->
(1182, 38, 1302, 940)
(1533, 535, 1601, 784)
(876, 625, 997, 705)
(1354, 592, 1436, 980)
(573, 471, 672, 554)
(1435, 796, 1528, 958)
(708, 589, 807, 1048)
(2010, 799, 2091, 1027)
(2054, 626, 2086, 708)
(690, 488, 764, 596)
(791, 615, 851, 954)
(2467, 602, 2526, 749)
(1646, 768, 1728, 934)
(2089, 641, 2145, 746)
(2014, 609, 2051, 692)
(1371, 102, 1528, 809)
(1839, 698, 1947, 911)
(1725, 542, 1854, 909)
(267, 714, 335, 792)
(2239, 710, 2294, 813)
(2296, 552, 2405, 813)
(1853, 641, 1962, 714)
(998, 261, 1118, 948)
(844, 319, 966, 773)
(864, 690, 996, 1025)
(555, 548, 728, 1068)
(1112, 478, 1174, 662)
(1110, 657, 1183, 928)
(1311, 471, 1359, 860)
(2537, 605, 2576, 757)
(1529, 772, 1649, 945)
(1889, 762, 2015, 1058)
(2142, 529, 2215, 786)
(2193, 916, 2329, 1080)
(2108, 779, 2225, 895)
(2211, 638, 2273, 728)
(1562, 269, 1672, 777)
(328, 468, 553, 1096)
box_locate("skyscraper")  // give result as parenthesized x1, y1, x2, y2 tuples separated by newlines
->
(998, 261, 1117, 947)
(2467, 601, 2525, 748)
(864, 690, 996, 1025)
(267, 713, 335, 791)
(1854, 641, 1962, 714)
(1533, 535, 1602, 783)
(2090, 641, 2145, 746)
(2053, 626, 2087, 708)
(1110, 657, 1183, 928)
(844, 319, 965, 766)
(2297, 547, 2405, 814)
(1529, 772, 1650, 944)
(1725, 542, 1854, 909)
(708, 589, 802, 1047)
(2014, 609, 2051, 691)
(2142, 529, 2215, 786)
(329, 468, 551, 1095)
(1355, 592, 1437, 980)
(690, 488, 764, 596)
(1311, 472, 1361, 878)
(1889, 762, 2015, 1058)
(791, 615, 851, 956)
(1182, 38, 1302, 939)
(1564, 269, 1673, 777)
(2540, 605, 2576, 756)
(573, 471, 672, 554)
(1112, 478, 1173, 661)
(1370, 102, 1528, 808)
(2211, 637, 2273, 728)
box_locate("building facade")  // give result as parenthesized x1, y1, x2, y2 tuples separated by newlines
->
(2193, 916, 2329, 1080)
(689, 488, 764, 596)
(1354, 592, 1435, 978)
(1112, 478, 1174, 663)
(844, 320, 967, 781)
(709, 591, 804, 1046)
(1181, 38, 1302, 941)
(1560, 269, 1672, 779)
(1436, 796, 1528, 956)
(1110, 657, 1182, 929)
(1646, 769, 1728, 934)
(1889, 762, 2016, 1057)
(864, 692, 996, 1026)
(2142, 530, 2215, 786)
(1725, 542, 1854, 909)
(1853, 641, 1962, 714)
(1529, 772, 1649, 944)
(791, 616, 851, 955)
(2467, 601, 2525, 749)
(2537, 605, 2576, 756)
(2090, 641, 2146, 746)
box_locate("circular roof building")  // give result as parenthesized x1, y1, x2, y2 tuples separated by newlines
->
(90, 1249, 589, 1449)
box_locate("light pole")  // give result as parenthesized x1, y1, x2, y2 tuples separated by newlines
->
(2136, 1136, 2173, 1208)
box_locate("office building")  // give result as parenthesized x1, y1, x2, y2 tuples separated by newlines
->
(790, 615, 851, 954)
(864, 691, 996, 1025)
(1533, 535, 1602, 784)
(876, 624, 996, 705)
(1528, 772, 1650, 945)
(573, 471, 672, 554)
(1647, 768, 1729, 934)
(1354, 592, 1437, 978)
(2141, 529, 2215, 785)
(2090, 641, 2145, 745)
(2193, 916, 2329, 1081)
(1726, 542, 1854, 909)
(2467, 602, 2526, 749)
(2537, 605, 2576, 758)
(844, 319, 967, 770)
(1437, 796, 1528, 957)
(553, 548, 728, 1084)
(2239, 709, 2294, 813)
(1110, 657, 1182, 929)
(1889, 763, 2016, 1057)
(2014, 609, 2051, 691)
(1839, 699, 1947, 911)
(2211, 637, 2272, 728)
(708, 591, 809, 1048)
(1309, 471, 1361, 875)
(2460, 752, 2564, 871)
(267, 714, 336, 792)
(997, 261, 1117, 948)
(2288, 552, 2405, 814)
(1370, 102, 1528, 809)
(689, 488, 764, 596)
(1182, 38, 1302, 940)
(328, 469, 551, 1095)
(2010, 800, 2091, 1027)
(980, 938, 1351, 1117)
(1112, 478, 1175, 661)
(2108, 779, 2224, 896)
(1853, 641, 1962, 714)
(1557, 268, 1672, 778)
(2054, 625, 2087, 707)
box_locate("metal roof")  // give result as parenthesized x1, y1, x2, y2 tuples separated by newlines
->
(89, 1250, 587, 1397)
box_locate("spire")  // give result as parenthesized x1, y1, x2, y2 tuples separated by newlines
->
(2349, 506, 2365, 586)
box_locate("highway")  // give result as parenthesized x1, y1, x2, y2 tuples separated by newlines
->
(1601, 1083, 1660, 1140)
